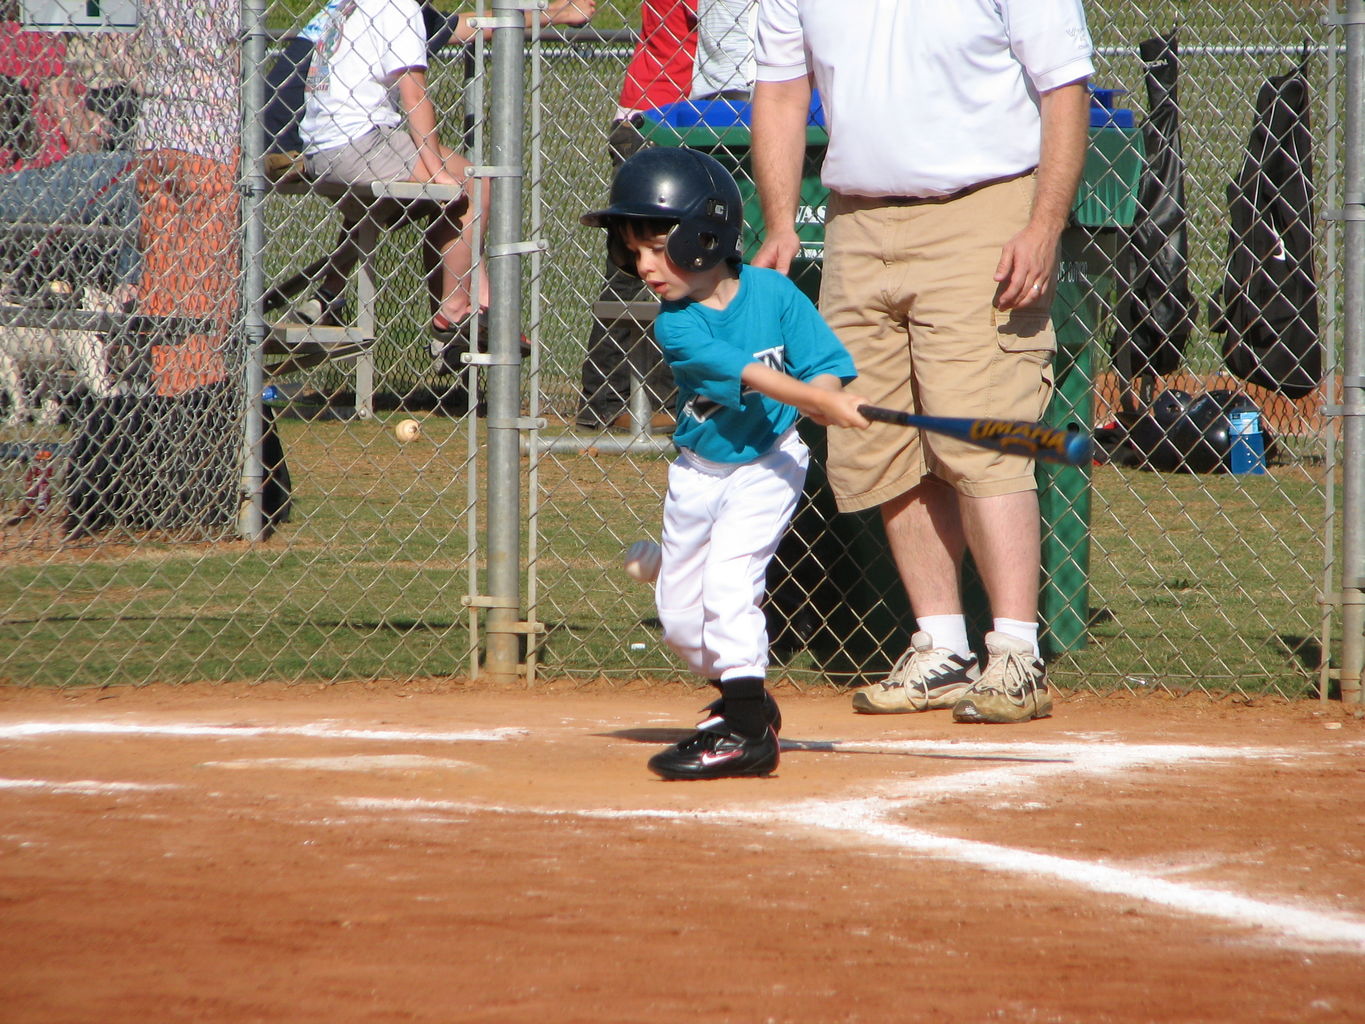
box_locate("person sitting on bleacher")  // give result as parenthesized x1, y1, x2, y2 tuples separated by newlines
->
(267, 0, 594, 337)
(298, 0, 592, 363)
(0, 5, 140, 308)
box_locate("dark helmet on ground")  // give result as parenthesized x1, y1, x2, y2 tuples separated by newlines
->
(581, 147, 743, 277)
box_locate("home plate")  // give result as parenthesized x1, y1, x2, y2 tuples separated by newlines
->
(200, 755, 483, 773)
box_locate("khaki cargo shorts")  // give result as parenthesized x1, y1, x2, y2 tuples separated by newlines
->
(820, 173, 1056, 512)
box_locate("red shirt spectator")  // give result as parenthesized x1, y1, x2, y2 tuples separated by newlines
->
(616, 0, 696, 115)
(0, 20, 82, 171)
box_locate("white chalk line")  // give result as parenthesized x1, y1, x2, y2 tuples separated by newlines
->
(201, 754, 484, 772)
(334, 789, 1365, 952)
(0, 778, 172, 794)
(0, 721, 526, 743)
(806, 806, 1365, 951)
(333, 736, 1365, 953)
(814, 739, 1307, 804)
(2, 718, 1363, 951)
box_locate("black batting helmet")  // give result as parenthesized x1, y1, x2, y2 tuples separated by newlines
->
(581, 147, 743, 277)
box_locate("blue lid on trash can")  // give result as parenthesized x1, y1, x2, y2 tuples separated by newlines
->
(644, 91, 826, 129)
(1089, 87, 1135, 129)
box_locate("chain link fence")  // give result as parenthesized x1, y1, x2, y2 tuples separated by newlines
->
(0, 0, 1360, 701)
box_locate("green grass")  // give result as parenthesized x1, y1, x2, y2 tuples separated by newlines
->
(0, 415, 1334, 697)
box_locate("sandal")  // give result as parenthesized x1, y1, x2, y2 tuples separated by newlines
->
(430, 315, 471, 375)
(431, 315, 532, 366)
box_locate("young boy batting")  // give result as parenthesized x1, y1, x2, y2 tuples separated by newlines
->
(582, 147, 871, 781)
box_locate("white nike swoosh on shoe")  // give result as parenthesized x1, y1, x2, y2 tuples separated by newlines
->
(699, 748, 743, 767)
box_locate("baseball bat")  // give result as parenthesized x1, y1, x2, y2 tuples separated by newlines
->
(857, 406, 1093, 466)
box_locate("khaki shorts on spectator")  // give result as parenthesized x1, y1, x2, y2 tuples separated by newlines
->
(306, 126, 418, 184)
(820, 173, 1056, 512)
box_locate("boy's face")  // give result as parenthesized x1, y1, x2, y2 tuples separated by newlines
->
(622, 224, 708, 303)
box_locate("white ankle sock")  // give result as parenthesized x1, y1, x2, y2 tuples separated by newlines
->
(993, 618, 1040, 657)
(916, 614, 971, 659)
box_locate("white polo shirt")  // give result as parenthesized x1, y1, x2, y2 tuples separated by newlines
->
(755, 0, 1095, 198)
(300, 0, 428, 155)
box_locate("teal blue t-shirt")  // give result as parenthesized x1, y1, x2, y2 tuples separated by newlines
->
(654, 264, 857, 464)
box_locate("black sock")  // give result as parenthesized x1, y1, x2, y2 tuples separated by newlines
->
(720, 676, 768, 738)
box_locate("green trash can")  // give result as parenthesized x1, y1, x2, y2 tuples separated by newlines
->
(1037, 231, 1110, 655)
(640, 98, 829, 302)
(1035, 93, 1144, 656)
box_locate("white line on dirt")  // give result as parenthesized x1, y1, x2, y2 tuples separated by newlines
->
(335, 791, 1365, 953)
(792, 738, 1289, 802)
(0, 722, 526, 743)
(200, 755, 484, 772)
(0, 778, 172, 794)
(4, 720, 1361, 952)
(785, 801, 1365, 952)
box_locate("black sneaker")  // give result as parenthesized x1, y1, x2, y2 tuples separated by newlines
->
(698, 693, 782, 735)
(647, 723, 779, 781)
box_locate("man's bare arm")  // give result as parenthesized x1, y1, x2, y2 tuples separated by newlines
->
(751, 75, 813, 275)
(437, 0, 595, 44)
(994, 79, 1090, 310)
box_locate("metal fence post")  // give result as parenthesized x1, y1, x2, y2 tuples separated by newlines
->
(482, 0, 531, 680)
(1340, 0, 1365, 703)
(238, 0, 267, 541)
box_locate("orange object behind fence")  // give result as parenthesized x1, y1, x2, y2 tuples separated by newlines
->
(137, 149, 237, 397)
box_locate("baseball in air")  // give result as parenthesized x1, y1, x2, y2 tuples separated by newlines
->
(623, 540, 662, 583)
(394, 418, 421, 443)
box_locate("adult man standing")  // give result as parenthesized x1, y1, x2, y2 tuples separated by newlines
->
(751, 1, 1094, 723)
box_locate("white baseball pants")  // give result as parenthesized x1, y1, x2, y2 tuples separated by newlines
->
(656, 428, 809, 681)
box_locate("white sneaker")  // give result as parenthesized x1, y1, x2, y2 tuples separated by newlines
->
(952, 631, 1052, 724)
(851, 630, 981, 714)
(280, 290, 344, 327)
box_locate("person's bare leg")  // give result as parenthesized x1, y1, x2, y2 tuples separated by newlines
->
(882, 477, 1040, 622)
(880, 477, 967, 616)
(842, 477, 976, 709)
(413, 155, 489, 325)
(951, 488, 1051, 725)
(959, 489, 1040, 623)
(428, 195, 486, 324)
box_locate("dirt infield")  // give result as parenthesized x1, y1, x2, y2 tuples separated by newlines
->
(1, 682, 1363, 1024)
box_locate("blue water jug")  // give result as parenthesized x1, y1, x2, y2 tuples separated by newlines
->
(1227, 410, 1266, 475)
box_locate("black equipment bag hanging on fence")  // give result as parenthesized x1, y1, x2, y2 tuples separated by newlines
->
(1210, 59, 1321, 400)
(1110, 29, 1196, 392)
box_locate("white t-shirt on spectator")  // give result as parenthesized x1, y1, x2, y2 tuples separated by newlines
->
(691, 0, 757, 100)
(300, 0, 428, 155)
(755, 0, 1095, 198)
